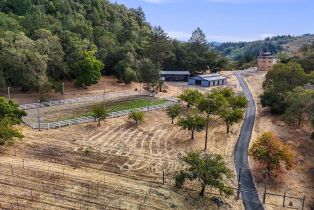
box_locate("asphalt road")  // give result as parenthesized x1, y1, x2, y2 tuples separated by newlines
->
(234, 72, 264, 210)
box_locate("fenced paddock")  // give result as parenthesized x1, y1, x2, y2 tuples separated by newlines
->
(19, 90, 149, 110)
(22, 101, 176, 129)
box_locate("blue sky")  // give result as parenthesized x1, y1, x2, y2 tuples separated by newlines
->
(110, 0, 314, 42)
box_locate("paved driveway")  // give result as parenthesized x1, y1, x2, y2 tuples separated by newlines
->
(234, 72, 264, 210)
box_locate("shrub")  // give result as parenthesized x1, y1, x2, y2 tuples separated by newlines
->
(128, 111, 144, 124)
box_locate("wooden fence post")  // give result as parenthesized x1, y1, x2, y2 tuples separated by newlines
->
(283, 192, 286, 207)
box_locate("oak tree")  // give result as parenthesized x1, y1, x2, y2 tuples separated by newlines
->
(249, 132, 294, 175)
(175, 151, 233, 197)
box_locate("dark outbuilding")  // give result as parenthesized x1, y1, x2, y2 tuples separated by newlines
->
(160, 70, 190, 81)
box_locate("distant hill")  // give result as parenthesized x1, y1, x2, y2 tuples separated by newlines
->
(283, 34, 314, 56)
(210, 34, 314, 61)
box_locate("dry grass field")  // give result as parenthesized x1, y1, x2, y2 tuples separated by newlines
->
(0, 73, 245, 209)
(0, 110, 243, 209)
(243, 71, 314, 210)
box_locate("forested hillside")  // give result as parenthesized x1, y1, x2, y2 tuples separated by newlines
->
(0, 0, 227, 91)
(210, 34, 314, 68)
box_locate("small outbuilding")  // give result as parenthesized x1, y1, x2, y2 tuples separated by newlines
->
(257, 52, 278, 71)
(188, 73, 227, 87)
(160, 70, 190, 81)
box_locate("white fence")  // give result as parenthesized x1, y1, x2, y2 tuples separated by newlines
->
(23, 102, 175, 130)
(19, 90, 149, 110)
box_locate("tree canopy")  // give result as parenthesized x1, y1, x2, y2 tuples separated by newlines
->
(282, 87, 314, 126)
(0, 97, 26, 145)
(198, 88, 247, 133)
(176, 151, 233, 197)
(260, 62, 312, 114)
(0, 1, 229, 91)
(128, 111, 144, 125)
(249, 132, 294, 175)
(177, 109, 206, 140)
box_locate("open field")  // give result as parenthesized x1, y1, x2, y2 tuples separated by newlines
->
(0, 110, 243, 209)
(243, 70, 314, 210)
(0, 75, 245, 209)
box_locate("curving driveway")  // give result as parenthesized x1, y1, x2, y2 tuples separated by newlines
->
(234, 72, 264, 210)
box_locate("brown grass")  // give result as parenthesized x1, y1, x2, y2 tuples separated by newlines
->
(243, 70, 314, 210)
(0, 74, 245, 209)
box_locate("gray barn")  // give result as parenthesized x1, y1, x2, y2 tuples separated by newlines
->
(188, 73, 227, 87)
(160, 71, 190, 81)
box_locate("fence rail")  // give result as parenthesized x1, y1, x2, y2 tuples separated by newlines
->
(23, 102, 176, 130)
(19, 90, 149, 110)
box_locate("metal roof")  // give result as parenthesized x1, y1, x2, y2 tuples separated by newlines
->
(160, 71, 190, 75)
(196, 73, 221, 78)
(202, 76, 226, 81)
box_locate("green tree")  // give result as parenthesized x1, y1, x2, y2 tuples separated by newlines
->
(138, 59, 161, 93)
(146, 26, 174, 66)
(276, 51, 291, 64)
(189, 27, 208, 46)
(249, 132, 294, 175)
(197, 88, 247, 133)
(34, 29, 68, 80)
(166, 104, 183, 124)
(177, 110, 206, 140)
(282, 87, 314, 126)
(75, 51, 104, 87)
(0, 32, 48, 91)
(261, 62, 310, 114)
(123, 67, 137, 85)
(175, 151, 233, 197)
(263, 62, 308, 94)
(0, 118, 24, 145)
(0, 97, 26, 123)
(114, 59, 137, 85)
(22, 6, 48, 36)
(9, 0, 32, 15)
(186, 27, 219, 74)
(0, 97, 26, 145)
(128, 111, 144, 124)
(92, 104, 109, 127)
(179, 89, 204, 109)
(219, 108, 244, 134)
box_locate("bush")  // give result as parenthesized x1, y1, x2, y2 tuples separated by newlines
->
(128, 111, 144, 124)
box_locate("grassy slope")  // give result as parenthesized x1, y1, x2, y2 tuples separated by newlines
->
(283, 34, 314, 56)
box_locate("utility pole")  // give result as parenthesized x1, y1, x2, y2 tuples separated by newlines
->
(37, 100, 41, 131)
(204, 99, 210, 152)
(7, 86, 11, 100)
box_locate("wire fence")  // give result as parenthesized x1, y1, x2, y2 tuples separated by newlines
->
(237, 167, 306, 210)
(19, 90, 149, 110)
(22, 101, 176, 130)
